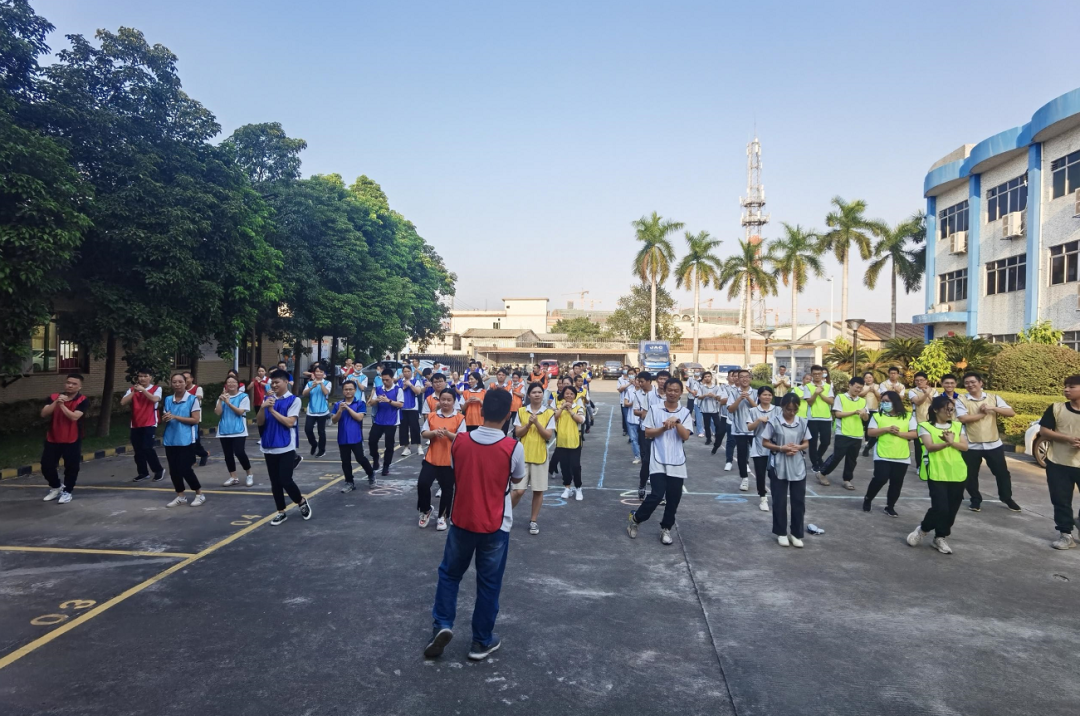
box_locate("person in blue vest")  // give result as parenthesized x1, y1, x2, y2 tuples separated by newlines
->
(332, 380, 375, 492)
(302, 365, 332, 458)
(162, 372, 206, 508)
(398, 365, 426, 457)
(368, 368, 404, 478)
(258, 368, 312, 526)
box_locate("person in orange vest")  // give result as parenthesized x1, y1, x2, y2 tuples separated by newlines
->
(424, 389, 524, 662)
(528, 363, 548, 392)
(509, 371, 526, 414)
(418, 388, 466, 531)
(462, 372, 487, 432)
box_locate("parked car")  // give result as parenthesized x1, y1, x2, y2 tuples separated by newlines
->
(601, 361, 623, 379)
(711, 363, 743, 376)
(540, 359, 560, 377)
(676, 362, 704, 377)
(1024, 419, 1048, 468)
(360, 360, 403, 387)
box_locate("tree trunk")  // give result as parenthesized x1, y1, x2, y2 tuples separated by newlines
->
(890, 262, 897, 339)
(841, 252, 850, 339)
(790, 276, 798, 375)
(190, 354, 199, 385)
(743, 275, 751, 367)
(650, 265, 657, 341)
(247, 327, 256, 385)
(96, 331, 117, 438)
(293, 339, 303, 382)
(330, 333, 340, 388)
(692, 266, 700, 364)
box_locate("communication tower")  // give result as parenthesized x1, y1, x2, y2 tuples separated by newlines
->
(740, 137, 770, 329)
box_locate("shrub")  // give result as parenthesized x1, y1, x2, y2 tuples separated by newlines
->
(999, 414, 1040, 445)
(988, 343, 1080, 395)
(751, 363, 772, 381)
(826, 368, 851, 387)
(993, 391, 1056, 416)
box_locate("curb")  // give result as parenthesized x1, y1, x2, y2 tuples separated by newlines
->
(1, 427, 220, 480)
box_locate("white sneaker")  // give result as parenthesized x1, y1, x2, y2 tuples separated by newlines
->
(777, 535, 790, 547)
(418, 447, 425, 457)
(575, 487, 584, 501)
(759, 495, 769, 512)
(43, 488, 62, 502)
(932, 537, 953, 554)
(698, 432, 705, 438)
(660, 528, 673, 545)
(58, 491, 73, 504)
(436, 516, 448, 531)
(740, 477, 749, 492)
(245, 474, 254, 487)
(419, 507, 433, 528)
(789, 535, 804, 548)
(167, 495, 188, 508)
(724, 462, 732, 471)
(529, 521, 539, 535)
(222, 476, 239, 486)
(561, 487, 572, 499)
(400, 448, 412, 457)
(435, 488, 443, 498)
(906, 526, 927, 547)
(632, 458, 641, 465)
(190, 494, 206, 507)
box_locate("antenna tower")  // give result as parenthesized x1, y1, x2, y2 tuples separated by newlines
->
(739, 136, 769, 330)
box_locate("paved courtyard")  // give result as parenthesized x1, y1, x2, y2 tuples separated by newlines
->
(0, 381, 1077, 715)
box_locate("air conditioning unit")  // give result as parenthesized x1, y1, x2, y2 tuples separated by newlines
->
(949, 230, 967, 254)
(1073, 188, 1080, 218)
(933, 302, 951, 313)
(1002, 212, 1024, 239)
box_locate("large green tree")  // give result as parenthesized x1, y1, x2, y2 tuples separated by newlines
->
(675, 230, 722, 364)
(631, 212, 683, 341)
(865, 213, 925, 338)
(820, 197, 886, 338)
(552, 316, 603, 340)
(768, 223, 823, 372)
(607, 283, 682, 343)
(719, 239, 778, 366)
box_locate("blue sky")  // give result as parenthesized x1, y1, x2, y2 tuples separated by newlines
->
(35, 0, 1079, 326)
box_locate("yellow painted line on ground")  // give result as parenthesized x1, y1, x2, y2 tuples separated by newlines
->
(0, 475, 344, 671)
(0, 484, 276, 497)
(0, 546, 196, 559)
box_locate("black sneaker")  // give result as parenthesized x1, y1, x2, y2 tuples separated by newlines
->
(299, 499, 312, 520)
(199, 454, 208, 467)
(294, 454, 303, 469)
(969, 501, 982, 512)
(862, 498, 871, 512)
(132, 474, 151, 483)
(467, 636, 501, 661)
(152, 470, 166, 482)
(341, 482, 356, 493)
(637, 488, 646, 501)
(424, 628, 453, 658)
(705, 439, 712, 446)
(883, 506, 898, 517)
(368, 478, 378, 489)
(310, 445, 317, 456)
(381, 468, 390, 477)
(1003, 499, 1022, 512)
(371, 459, 380, 472)
(315, 449, 326, 458)
(270, 511, 288, 526)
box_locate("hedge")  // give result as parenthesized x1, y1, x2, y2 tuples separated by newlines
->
(999, 414, 1040, 445)
(989, 343, 1080, 395)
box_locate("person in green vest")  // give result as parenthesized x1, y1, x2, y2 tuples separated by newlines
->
(862, 390, 918, 516)
(907, 394, 970, 555)
(1038, 374, 1080, 550)
(817, 376, 870, 490)
(804, 365, 835, 474)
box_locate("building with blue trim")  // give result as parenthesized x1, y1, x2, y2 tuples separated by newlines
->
(915, 87, 1080, 349)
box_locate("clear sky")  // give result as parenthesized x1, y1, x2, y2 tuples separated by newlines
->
(34, 0, 1079, 327)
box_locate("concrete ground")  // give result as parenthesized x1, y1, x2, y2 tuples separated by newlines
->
(0, 380, 1077, 716)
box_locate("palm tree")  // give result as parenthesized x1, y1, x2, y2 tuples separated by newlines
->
(820, 197, 886, 338)
(865, 213, 926, 338)
(824, 340, 869, 374)
(675, 231, 723, 364)
(882, 337, 924, 368)
(718, 239, 778, 366)
(942, 335, 1002, 375)
(768, 223, 824, 375)
(632, 212, 684, 340)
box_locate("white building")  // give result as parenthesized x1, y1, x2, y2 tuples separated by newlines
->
(915, 87, 1080, 348)
(449, 297, 549, 336)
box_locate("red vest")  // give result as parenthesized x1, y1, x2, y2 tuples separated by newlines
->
(450, 433, 516, 533)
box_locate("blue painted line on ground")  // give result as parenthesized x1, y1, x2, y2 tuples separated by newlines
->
(596, 401, 615, 488)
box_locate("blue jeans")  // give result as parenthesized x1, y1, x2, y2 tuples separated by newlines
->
(627, 421, 641, 459)
(432, 525, 509, 647)
(693, 403, 703, 431)
(620, 405, 630, 435)
(725, 419, 736, 461)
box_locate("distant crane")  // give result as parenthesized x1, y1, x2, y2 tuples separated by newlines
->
(561, 290, 589, 309)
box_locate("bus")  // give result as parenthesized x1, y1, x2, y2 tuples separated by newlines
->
(638, 340, 671, 371)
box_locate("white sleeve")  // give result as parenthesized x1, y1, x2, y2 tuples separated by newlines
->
(868, 415, 879, 429)
(908, 416, 918, 431)
(509, 442, 526, 479)
(455, 418, 466, 434)
(287, 399, 302, 418)
(996, 396, 1010, 409)
(422, 416, 432, 432)
(123, 388, 133, 398)
(799, 422, 811, 442)
(544, 414, 556, 430)
(238, 395, 250, 412)
(907, 389, 917, 402)
(191, 397, 202, 414)
(954, 400, 968, 417)
(641, 406, 657, 430)
(195, 387, 204, 399)
(918, 425, 930, 437)
(760, 421, 774, 443)
(679, 409, 693, 430)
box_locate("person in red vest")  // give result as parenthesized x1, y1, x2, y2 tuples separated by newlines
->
(423, 389, 524, 662)
(40, 373, 88, 504)
(121, 370, 165, 483)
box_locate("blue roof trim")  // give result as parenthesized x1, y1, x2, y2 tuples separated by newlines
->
(961, 125, 1026, 175)
(923, 159, 964, 197)
(1030, 88, 1080, 140)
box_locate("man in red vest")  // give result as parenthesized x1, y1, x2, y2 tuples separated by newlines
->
(424, 389, 524, 662)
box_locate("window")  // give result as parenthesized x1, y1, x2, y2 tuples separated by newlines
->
(989, 334, 1017, 344)
(1061, 332, 1080, 352)
(939, 201, 969, 240)
(1051, 150, 1080, 199)
(27, 320, 85, 374)
(986, 174, 1028, 221)
(938, 269, 968, 303)
(1050, 241, 1079, 285)
(985, 254, 1027, 295)
(173, 352, 193, 370)
(492, 322, 501, 330)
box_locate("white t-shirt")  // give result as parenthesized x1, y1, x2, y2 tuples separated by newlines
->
(260, 395, 302, 454)
(642, 404, 693, 478)
(954, 394, 1010, 450)
(868, 414, 918, 463)
(466, 425, 526, 532)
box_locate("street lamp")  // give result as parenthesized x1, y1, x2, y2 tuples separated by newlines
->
(758, 327, 776, 368)
(846, 318, 866, 373)
(826, 277, 835, 339)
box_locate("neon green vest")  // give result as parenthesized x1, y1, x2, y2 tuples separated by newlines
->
(808, 383, 833, 419)
(918, 421, 966, 482)
(837, 394, 866, 437)
(874, 413, 910, 460)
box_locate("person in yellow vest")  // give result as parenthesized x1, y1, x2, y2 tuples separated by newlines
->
(511, 382, 555, 535)
(907, 371, 938, 469)
(1037, 375, 1080, 550)
(859, 371, 881, 458)
(955, 372, 1020, 512)
(907, 394, 970, 554)
(863, 390, 918, 516)
(818, 376, 869, 489)
(804, 365, 835, 474)
(795, 374, 812, 419)
(554, 385, 586, 501)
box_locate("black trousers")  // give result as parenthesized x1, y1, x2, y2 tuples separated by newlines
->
(863, 411, 878, 453)
(399, 410, 421, 446)
(770, 476, 805, 538)
(914, 438, 924, 472)
(130, 426, 162, 477)
(865, 460, 908, 507)
(418, 462, 455, 516)
(265, 450, 304, 511)
(638, 426, 653, 490)
(701, 412, 722, 443)
(192, 433, 209, 460)
(1046, 461, 1080, 534)
(304, 414, 328, 453)
(752, 455, 769, 497)
(634, 473, 684, 529)
(41, 440, 81, 492)
(920, 480, 966, 538)
(621, 404, 629, 435)
(219, 436, 251, 473)
(340, 442, 374, 483)
(807, 421, 832, 469)
(368, 423, 396, 473)
(554, 446, 582, 488)
(164, 445, 201, 493)
(821, 435, 861, 482)
(734, 434, 751, 477)
(963, 446, 1013, 504)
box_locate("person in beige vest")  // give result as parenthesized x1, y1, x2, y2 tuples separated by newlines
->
(955, 372, 1020, 512)
(860, 371, 882, 457)
(879, 366, 906, 397)
(773, 365, 791, 398)
(1038, 375, 1080, 550)
(907, 371, 938, 469)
